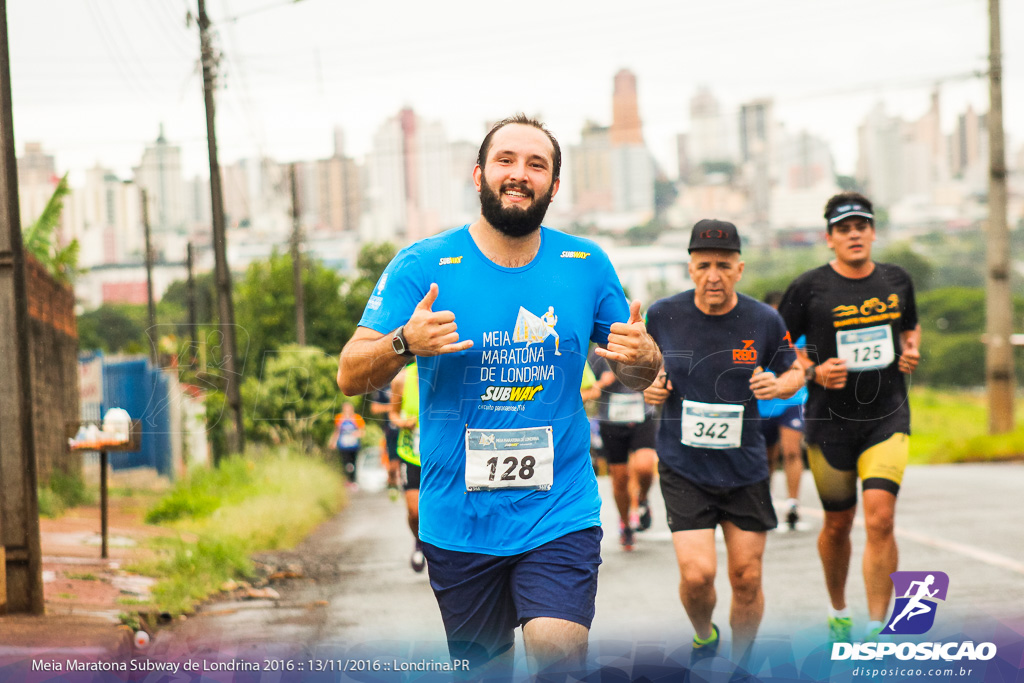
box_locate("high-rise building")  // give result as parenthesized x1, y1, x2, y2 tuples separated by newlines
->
(739, 98, 776, 237)
(290, 128, 363, 234)
(688, 87, 734, 172)
(569, 121, 614, 215)
(608, 69, 654, 220)
(219, 157, 291, 237)
(857, 103, 903, 206)
(17, 142, 62, 234)
(364, 107, 460, 245)
(133, 125, 186, 238)
(66, 165, 143, 268)
(610, 69, 643, 146)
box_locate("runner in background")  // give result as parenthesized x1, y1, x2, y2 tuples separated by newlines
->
(330, 402, 365, 490)
(390, 362, 426, 573)
(777, 192, 921, 643)
(369, 385, 402, 501)
(757, 291, 808, 531)
(588, 346, 657, 551)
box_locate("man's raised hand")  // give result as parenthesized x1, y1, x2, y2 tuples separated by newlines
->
(403, 283, 474, 356)
(595, 299, 662, 391)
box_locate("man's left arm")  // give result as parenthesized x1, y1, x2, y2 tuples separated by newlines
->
(594, 300, 662, 391)
(750, 361, 805, 400)
(898, 324, 922, 374)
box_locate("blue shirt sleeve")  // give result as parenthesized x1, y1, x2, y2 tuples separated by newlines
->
(358, 249, 427, 334)
(591, 253, 630, 345)
(766, 309, 797, 376)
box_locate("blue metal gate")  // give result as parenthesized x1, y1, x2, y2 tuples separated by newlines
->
(101, 358, 173, 476)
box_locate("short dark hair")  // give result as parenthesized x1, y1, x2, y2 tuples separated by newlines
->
(763, 290, 783, 308)
(477, 114, 561, 183)
(824, 192, 873, 233)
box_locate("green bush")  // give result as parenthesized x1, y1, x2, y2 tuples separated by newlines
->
(916, 332, 985, 387)
(133, 447, 346, 614)
(37, 470, 94, 518)
(242, 344, 345, 449)
(145, 457, 258, 524)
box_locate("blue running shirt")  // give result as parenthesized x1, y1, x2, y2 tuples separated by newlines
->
(646, 292, 796, 488)
(757, 335, 808, 419)
(359, 226, 630, 554)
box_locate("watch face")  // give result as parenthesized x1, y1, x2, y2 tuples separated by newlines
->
(392, 334, 406, 355)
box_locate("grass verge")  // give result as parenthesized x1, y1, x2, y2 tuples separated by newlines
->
(910, 387, 1024, 463)
(128, 447, 345, 615)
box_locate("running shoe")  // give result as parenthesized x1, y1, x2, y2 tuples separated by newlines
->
(637, 500, 652, 531)
(690, 623, 720, 665)
(829, 616, 853, 643)
(785, 504, 799, 531)
(629, 511, 641, 532)
(619, 521, 635, 551)
(863, 621, 885, 643)
(388, 485, 400, 503)
(410, 542, 426, 573)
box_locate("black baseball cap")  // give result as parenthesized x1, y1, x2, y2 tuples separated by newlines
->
(688, 219, 741, 253)
(826, 201, 874, 226)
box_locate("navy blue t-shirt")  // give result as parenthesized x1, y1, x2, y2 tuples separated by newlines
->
(646, 292, 796, 488)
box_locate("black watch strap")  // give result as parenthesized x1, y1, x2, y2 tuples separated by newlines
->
(392, 326, 414, 358)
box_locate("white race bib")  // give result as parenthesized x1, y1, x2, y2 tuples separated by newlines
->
(607, 393, 646, 423)
(681, 400, 744, 449)
(465, 426, 554, 491)
(836, 324, 895, 371)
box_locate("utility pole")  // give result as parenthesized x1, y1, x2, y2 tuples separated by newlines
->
(186, 241, 197, 370)
(986, 0, 1014, 433)
(0, 0, 43, 614)
(197, 0, 244, 454)
(142, 189, 158, 367)
(290, 163, 306, 346)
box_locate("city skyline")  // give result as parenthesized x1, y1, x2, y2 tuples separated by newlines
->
(8, 0, 1022, 183)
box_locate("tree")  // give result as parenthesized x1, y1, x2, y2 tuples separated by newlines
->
(77, 304, 148, 352)
(161, 271, 219, 327)
(23, 173, 79, 283)
(356, 241, 397, 282)
(879, 242, 934, 291)
(234, 251, 350, 379)
(241, 344, 344, 449)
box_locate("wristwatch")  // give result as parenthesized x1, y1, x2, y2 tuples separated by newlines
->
(804, 364, 817, 384)
(391, 326, 414, 358)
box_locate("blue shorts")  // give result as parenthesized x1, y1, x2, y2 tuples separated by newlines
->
(421, 526, 602, 666)
(760, 403, 804, 447)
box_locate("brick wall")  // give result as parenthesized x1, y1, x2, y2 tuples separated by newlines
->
(24, 254, 79, 481)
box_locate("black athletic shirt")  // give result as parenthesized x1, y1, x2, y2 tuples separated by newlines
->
(646, 292, 796, 488)
(777, 263, 918, 434)
(587, 349, 656, 423)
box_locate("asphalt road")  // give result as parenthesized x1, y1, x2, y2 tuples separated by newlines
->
(153, 455, 1024, 670)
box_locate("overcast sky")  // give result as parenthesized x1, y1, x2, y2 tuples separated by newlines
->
(7, 0, 1023, 183)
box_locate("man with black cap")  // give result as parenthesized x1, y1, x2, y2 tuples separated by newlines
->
(644, 219, 805, 664)
(777, 193, 921, 644)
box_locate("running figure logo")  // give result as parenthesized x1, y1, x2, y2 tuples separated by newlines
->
(513, 306, 561, 356)
(883, 571, 949, 635)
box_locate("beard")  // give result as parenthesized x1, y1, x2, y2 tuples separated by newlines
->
(479, 173, 554, 238)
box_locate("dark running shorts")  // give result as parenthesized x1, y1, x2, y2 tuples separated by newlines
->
(659, 461, 777, 532)
(385, 426, 401, 462)
(598, 417, 657, 465)
(807, 412, 909, 511)
(400, 460, 420, 491)
(421, 526, 602, 667)
(760, 404, 804, 448)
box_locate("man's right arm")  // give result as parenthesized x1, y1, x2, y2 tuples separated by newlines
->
(337, 282, 473, 396)
(337, 327, 411, 396)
